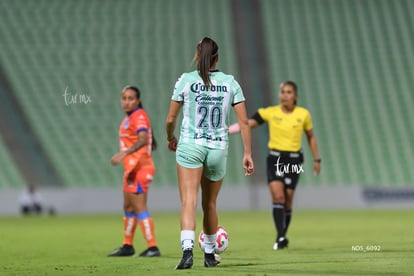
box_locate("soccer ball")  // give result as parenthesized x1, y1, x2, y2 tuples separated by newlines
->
(198, 226, 229, 254)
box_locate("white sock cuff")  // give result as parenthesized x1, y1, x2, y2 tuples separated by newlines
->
(181, 230, 195, 251)
(204, 234, 217, 243)
(181, 230, 195, 241)
(204, 234, 217, 254)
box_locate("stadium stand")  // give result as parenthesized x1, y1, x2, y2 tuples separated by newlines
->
(0, 0, 247, 188)
(0, 136, 26, 189)
(0, 0, 412, 191)
(261, 0, 414, 187)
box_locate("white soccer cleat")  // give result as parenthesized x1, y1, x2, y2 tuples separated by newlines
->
(214, 253, 221, 263)
(273, 237, 289, 250)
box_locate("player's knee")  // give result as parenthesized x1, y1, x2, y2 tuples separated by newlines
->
(285, 197, 294, 209)
(123, 203, 133, 212)
(181, 198, 198, 210)
(273, 194, 285, 204)
(285, 191, 295, 209)
(201, 200, 217, 213)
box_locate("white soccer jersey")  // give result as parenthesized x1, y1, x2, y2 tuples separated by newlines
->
(171, 70, 245, 149)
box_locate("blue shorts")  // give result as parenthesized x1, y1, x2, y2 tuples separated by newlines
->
(176, 142, 228, 181)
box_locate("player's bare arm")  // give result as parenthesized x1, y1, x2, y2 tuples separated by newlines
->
(165, 101, 182, 152)
(228, 118, 259, 134)
(111, 131, 148, 165)
(233, 102, 254, 176)
(305, 129, 321, 176)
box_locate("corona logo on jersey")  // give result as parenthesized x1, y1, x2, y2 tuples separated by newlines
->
(190, 82, 228, 93)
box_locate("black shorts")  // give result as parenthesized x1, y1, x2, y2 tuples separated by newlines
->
(266, 149, 304, 190)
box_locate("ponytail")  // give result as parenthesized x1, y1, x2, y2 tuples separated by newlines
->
(194, 37, 219, 88)
(121, 85, 157, 151)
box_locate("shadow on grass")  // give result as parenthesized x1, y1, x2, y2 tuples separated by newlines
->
(219, 262, 263, 268)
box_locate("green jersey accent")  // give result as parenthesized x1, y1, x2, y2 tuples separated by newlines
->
(171, 70, 245, 149)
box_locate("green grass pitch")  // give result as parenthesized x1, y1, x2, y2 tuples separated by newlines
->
(0, 210, 413, 275)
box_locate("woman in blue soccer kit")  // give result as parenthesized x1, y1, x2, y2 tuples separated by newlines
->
(166, 37, 254, 269)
